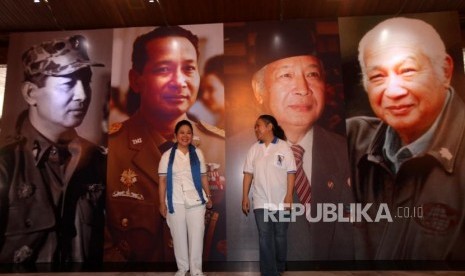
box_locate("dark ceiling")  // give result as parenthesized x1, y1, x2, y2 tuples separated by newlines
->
(1, 0, 465, 48)
(2, 0, 465, 32)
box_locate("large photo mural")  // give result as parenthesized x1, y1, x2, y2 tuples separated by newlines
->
(223, 19, 353, 262)
(0, 29, 112, 264)
(339, 11, 465, 260)
(0, 10, 464, 272)
(104, 24, 226, 264)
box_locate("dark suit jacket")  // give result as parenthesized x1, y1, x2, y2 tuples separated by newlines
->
(287, 125, 355, 260)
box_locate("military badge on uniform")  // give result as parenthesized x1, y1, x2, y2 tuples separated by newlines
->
(99, 146, 108, 155)
(192, 135, 201, 147)
(87, 183, 104, 202)
(109, 122, 122, 134)
(17, 182, 35, 199)
(439, 147, 453, 161)
(415, 202, 458, 234)
(13, 245, 33, 263)
(112, 169, 144, 200)
(197, 120, 225, 138)
(207, 163, 224, 191)
(327, 180, 335, 190)
(131, 137, 142, 145)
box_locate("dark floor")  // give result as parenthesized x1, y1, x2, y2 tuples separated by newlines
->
(1, 272, 465, 276)
(1, 262, 465, 275)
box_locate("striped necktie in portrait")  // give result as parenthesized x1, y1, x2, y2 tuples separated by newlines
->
(291, 144, 311, 205)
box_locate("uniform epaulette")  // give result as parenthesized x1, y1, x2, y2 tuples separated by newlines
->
(98, 146, 109, 155)
(197, 120, 225, 139)
(109, 122, 123, 135)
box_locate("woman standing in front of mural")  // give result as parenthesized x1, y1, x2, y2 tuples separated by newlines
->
(242, 114, 296, 276)
(158, 120, 213, 276)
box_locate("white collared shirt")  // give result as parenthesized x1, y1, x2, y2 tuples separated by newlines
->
(159, 147, 207, 204)
(243, 137, 297, 210)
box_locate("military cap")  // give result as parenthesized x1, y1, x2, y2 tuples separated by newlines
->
(254, 20, 317, 72)
(22, 35, 103, 77)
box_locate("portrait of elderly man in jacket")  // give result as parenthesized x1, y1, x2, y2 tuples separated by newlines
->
(343, 14, 465, 260)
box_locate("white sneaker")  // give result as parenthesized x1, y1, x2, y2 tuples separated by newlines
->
(174, 271, 187, 276)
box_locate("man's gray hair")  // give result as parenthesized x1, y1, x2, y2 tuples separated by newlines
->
(358, 17, 448, 89)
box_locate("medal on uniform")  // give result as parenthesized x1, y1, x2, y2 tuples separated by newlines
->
(207, 163, 224, 191)
(17, 182, 35, 199)
(192, 135, 201, 147)
(327, 180, 335, 190)
(112, 168, 144, 200)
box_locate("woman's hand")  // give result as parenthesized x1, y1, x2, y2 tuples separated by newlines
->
(206, 198, 213, 209)
(284, 194, 293, 210)
(242, 197, 250, 216)
(159, 204, 167, 218)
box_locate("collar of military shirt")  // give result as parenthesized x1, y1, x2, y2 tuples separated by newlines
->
(48, 143, 71, 165)
(46, 143, 72, 192)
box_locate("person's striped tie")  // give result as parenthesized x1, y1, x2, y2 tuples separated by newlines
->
(291, 144, 311, 205)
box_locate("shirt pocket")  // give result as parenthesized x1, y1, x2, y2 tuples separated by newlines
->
(273, 152, 286, 170)
(5, 204, 55, 236)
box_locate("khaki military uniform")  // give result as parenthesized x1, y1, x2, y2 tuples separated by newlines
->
(104, 111, 225, 262)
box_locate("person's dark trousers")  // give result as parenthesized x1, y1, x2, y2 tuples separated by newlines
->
(254, 208, 290, 276)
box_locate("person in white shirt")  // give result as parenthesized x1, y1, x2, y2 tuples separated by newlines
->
(250, 20, 354, 260)
(158, 120, 213, 276)
(242, 114, 296, 276)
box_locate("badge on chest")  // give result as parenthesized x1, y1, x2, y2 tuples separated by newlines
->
(112, 168, 145, 200)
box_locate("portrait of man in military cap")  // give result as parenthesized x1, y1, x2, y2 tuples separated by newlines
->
(105, 24, 226, 262)
(224, 19, 354, 261)
(0, 29, 112, 265)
